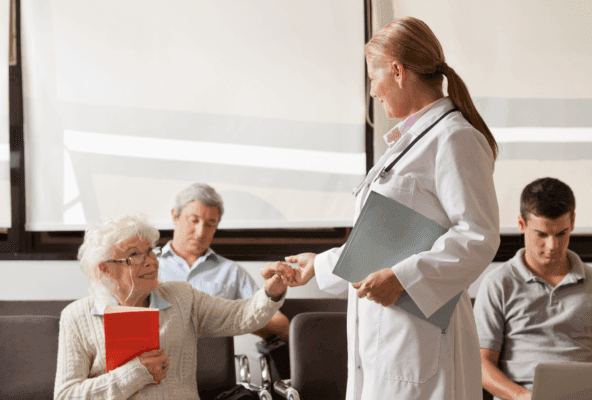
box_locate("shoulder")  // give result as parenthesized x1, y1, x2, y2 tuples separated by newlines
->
(62, 296, 93, 317)
(213, 255, 250, 277)
(436, 115, 491, 157)
(157, 280, 194, 299)
(477, 261, 517, 300)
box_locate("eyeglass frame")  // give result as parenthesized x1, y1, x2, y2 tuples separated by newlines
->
(105, 247, 162, 266)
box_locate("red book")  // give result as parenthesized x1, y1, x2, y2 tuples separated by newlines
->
(104, 306, 160, 372)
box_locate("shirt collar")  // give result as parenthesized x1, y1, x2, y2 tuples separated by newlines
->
(90, 289, 173, 316)
(382, 97, 452, 148)
(161, 240, 218, 264)
(511, 248, 586, 284)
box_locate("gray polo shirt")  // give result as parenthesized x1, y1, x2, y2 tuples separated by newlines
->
(474, 249, 592, 396)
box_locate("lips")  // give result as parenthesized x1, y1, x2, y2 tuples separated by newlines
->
(139, 272, 156, 279)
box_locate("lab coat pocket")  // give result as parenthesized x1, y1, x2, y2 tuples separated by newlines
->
(370, 174, 415, 210)
(377, 305, 442, 383)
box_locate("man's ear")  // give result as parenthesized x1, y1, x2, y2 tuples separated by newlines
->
(518, 215, 527, 234)
(171, 208, 179, 225)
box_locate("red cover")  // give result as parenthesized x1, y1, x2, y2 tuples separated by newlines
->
(104, 308, 159, 372)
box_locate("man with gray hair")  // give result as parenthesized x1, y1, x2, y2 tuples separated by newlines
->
(158, 183, 290, 340)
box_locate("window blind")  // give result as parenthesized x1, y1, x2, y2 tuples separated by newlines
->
(391, 0, 592, 232)
(0, 0, 10, 228)
(21, 0, 366, 231)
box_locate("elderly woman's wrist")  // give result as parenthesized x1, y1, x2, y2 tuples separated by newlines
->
(265, 289, 285, 302)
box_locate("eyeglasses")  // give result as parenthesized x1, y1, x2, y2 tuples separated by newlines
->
(106, 247, 162, 266)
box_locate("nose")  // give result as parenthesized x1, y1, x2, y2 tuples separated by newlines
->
(193, 221, 205, 239)
(546, 236, 560, 252)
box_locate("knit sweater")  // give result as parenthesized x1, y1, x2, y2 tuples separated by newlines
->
(54, 281, 284, 399)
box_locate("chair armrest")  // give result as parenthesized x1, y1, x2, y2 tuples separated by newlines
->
(239, 382, 273, 400)
(259, 355, 272, 391)
(273, 380, 300, 400)
(235, 354, 250, 384)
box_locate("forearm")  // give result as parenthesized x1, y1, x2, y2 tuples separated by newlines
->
(196, 289, 284, 337)
(55, 357, 152, 400)
(252, 312, 290, 341)
(482, 359, 531, 400)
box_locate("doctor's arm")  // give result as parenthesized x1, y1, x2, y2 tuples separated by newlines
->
(392, 128, 501, 317)
(481, 348, 531, 400)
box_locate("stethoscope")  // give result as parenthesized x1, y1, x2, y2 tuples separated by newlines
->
(353, 107, 460, 197)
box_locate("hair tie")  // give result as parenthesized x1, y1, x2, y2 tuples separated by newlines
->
(435, 63, 447, 75)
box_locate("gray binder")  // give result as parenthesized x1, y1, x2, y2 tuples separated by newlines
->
(333, 190, 462, 330)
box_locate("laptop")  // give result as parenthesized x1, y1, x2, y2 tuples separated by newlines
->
(531, 362, 592, 400)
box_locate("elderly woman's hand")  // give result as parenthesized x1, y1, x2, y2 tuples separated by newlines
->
(139, 349, 169, 383)
(260, 261, 293, 298)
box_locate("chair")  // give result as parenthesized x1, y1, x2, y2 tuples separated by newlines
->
(0, 315, 60, 400)
(197, 336, 271, 400)
(274, 312, 348, 400)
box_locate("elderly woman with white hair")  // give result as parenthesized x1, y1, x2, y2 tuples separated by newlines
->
(54, 214, 292, 400)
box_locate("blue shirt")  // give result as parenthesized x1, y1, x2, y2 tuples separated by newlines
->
(158, 241, 259, 300)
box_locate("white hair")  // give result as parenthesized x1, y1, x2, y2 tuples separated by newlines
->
(78, 214, 160, 303)
(173, 183, 224, 219)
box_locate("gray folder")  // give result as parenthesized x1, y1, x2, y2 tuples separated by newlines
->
(333, 190, 462, 330)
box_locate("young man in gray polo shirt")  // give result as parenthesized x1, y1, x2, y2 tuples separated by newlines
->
(474, 177, 592, 400)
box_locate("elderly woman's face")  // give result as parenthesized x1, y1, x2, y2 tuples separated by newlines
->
(105, 235, 160, 299)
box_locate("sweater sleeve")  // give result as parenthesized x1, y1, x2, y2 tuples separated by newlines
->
(192, 286, 284, 338)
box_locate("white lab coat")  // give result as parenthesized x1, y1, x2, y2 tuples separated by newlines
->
(315, 97, 500, 400)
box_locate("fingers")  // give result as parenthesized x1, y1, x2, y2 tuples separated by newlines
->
(285, 255, 299, 264)
(140, 348, 164, 358)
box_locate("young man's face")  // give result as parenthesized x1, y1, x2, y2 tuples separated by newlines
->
(519, 211, 574, 269)
(172, 201, 220, 257)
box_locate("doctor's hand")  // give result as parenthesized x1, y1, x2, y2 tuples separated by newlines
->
(284, 253, 317, 287)
(261, 261, 294, 298)
(353, 268, 404, 307)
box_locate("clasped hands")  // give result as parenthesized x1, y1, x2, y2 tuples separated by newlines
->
(260, 252, 405, 307)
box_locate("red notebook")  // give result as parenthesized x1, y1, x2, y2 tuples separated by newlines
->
(104, 306, 160, 372)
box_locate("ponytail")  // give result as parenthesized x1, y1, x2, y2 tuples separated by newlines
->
(366, 17, 498, 160)
(443, 64, 498, 160)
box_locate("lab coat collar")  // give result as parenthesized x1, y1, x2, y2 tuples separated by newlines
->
(396, 97, 457, 141)
(90, 289, 173, 316)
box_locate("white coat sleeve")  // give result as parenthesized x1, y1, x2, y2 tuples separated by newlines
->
(392, 127, 500, 318)
(313, 245, 350, 295)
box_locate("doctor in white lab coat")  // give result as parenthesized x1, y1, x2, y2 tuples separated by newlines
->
(285, 17, 500, 399)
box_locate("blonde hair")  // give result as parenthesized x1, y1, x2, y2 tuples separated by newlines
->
(366, 17, 498, 159)
(78, 214, 160, 303)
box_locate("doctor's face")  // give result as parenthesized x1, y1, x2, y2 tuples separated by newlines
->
(172, 201, 220, 257)
(367, 57, 400, 119)
(519, 212, 574, 269)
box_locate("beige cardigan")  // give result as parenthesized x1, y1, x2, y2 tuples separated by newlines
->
(54, 280, 283, 400)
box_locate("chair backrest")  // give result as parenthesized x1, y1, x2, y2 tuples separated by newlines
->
(0, 300, 75, 317)
(196, 336, 237, 399)
(289, 312, 348, 400)
(280, 298, 347, 322)
(0, 315, 60, 400)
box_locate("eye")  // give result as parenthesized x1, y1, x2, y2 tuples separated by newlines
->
(537, 232, 547, 238)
